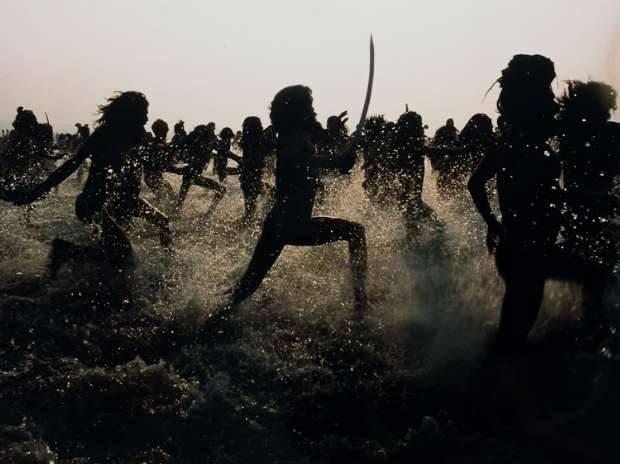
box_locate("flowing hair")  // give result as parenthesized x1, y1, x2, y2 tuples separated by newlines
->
(497, 54, 558, 139)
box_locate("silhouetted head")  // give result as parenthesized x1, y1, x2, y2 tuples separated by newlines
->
(497, 54, 558, 139)
(219, 127, 234, 140)
(12, 107, 38, 134)
(186, 124, 215, 152)
(174, 120, 185, 135)
(459, 113, 494, 147)
(326, 115, 348, 138)
(558, 80, 617, 129)
(446, 118, 454, 127)
(242, 116, 263, 137)
(151, 119, 169, 139)
(240, 117, 264, 151)
(396, 111, 425, 146)
(96, 91, 149, 135)
(269, 85, 317, 136)
(363, 115, 387, 146)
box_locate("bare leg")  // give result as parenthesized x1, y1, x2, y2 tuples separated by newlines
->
(242, 191, 259, 224)
(175, 176, 194, 212)
(145, 172, 175, 206)
(101, 207, 133, 270)
(133, 198, 171, 246)
(231, 221, 284, 304)
(286, 216, 368, 310)
(192, 176, 226, 218)
(493, 273, 546, 353)
(493, 248, 546, 353)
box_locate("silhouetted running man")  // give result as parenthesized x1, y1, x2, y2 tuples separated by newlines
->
(361, 115, 399, 204)
(432, 118, 464, 199)
(468, 55, 561, 353)
(230, 85, 368, 311)
(394, 110, 438, 237)
(238, 116, 273, 224)
(174, 123, 226, 215)
(214, 127, 235, 183)
(143, 118, 175, 207)
(0, 92, 171, 305)
(0, 107, 55, 191)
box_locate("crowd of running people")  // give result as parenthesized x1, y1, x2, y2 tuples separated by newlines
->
(1, 53, 619, 354)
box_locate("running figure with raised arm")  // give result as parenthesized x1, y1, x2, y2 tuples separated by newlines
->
(230, 86, 368, 311)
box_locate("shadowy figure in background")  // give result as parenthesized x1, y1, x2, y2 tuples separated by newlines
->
(214, 127, 235, 183)
(0, 92, 171, 307)
(433, 113, 495, 199)
(361, 115, 400, 205)
(1, 107, 54, 191)
(434, 118, 459, 147)
(314, 112, 353, 204)
(170, 120, 188, 164)
(143, 118, 175, 208)
(174, 123, 226, 215)
(431, 118, 464, 199)
(230, 85, 368, 311)
(394, 111, 438, 238)
(459, 113, 494, 175)
(320, 112, 352, 172)
(74, 123, 91, 184)
(557, 80, 620, 330)
(171, 120, 187, 148)
(468, 55, 561, 353)
(238, 116, 273, 224)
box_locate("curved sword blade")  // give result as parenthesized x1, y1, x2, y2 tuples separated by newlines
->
(355, 35, 375, 138)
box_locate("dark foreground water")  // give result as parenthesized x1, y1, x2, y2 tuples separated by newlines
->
(1, 169, 618, 463)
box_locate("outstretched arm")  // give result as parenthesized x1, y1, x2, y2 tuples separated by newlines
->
(0, 145, 91, 205)
(313, 137, 357, 171)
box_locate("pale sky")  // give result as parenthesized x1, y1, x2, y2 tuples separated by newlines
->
(1, 0, 619, 134)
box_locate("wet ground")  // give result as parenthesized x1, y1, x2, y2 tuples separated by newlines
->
(1, 170, 618, 463)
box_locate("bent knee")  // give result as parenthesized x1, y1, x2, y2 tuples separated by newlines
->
(349, 222, 366, 240)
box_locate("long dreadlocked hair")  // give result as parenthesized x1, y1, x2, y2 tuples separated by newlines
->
(497, 54, 558, 140)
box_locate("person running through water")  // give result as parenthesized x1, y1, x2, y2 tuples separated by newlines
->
(468, 55, 561, 353)
(557, 80, 620, 331)
(0, 107, 55, 191)
(238, 116, 274, 224)
(229, 85, 368, 311)
(213, 127, 235, 183)
(0, 91, 171, 304)
(143, 118, 175, 208)
(174, 122, 226, 215)
(394, 111, 434, 228)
